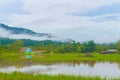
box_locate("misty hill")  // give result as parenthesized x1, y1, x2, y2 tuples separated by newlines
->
(0, 23, 54, 38)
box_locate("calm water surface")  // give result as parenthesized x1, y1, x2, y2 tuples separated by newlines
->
(0, 61, 120, 78)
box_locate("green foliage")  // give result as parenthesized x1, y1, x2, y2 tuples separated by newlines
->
(6, 40, 24, 52)
(81, 40, 95, 53)
(0, 38, 119, 54)
(117, 40, 120, 53)
(0, 38, 64, 46)
(95, 44, 107, 53)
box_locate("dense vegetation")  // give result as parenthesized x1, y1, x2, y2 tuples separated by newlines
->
(0, 38, 119, 54)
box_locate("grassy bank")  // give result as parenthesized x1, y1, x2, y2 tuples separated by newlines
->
(0, 72, 108, 80)
(1, 52, 120, 63)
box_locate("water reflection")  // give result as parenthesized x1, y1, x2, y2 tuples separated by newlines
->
(0, 61, 120, 78)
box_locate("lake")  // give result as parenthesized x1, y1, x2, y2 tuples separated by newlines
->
(0, 61, 120, 78)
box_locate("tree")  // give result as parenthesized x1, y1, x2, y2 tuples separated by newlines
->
(81, 40, 96, 53)
(13, 40, 24, 51)
(76, 42, 81, 53)
(108, 43, 117, 49)
(87, 40, 96, 52)
(117, 40, 120, 53)
(0, 43, 3, 54)
(7, 40, 24, 52)
(95, 44, 107, 53)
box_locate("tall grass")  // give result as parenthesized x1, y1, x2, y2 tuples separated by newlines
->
(0, 72, 106, 80)
(1, 52, 120, 63)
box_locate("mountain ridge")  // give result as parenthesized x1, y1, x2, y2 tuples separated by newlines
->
(0, 23, 54, 38)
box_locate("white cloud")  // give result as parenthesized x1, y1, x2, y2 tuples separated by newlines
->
(0, 28, 10, 37)
(2, 0, 120, 43)
(0, 0, 15, 7)
(8, 0, 120, 25)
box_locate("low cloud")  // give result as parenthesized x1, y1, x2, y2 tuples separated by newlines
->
(0, 27, 66, 41)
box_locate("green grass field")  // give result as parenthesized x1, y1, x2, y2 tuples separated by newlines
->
(1, 52, 120, 62)
(0, 72, 109, 80)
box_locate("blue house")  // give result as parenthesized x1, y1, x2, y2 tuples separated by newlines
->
(25, 48, 32, 53)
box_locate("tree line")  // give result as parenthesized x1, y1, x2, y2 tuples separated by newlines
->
(0, 38, 120, 53)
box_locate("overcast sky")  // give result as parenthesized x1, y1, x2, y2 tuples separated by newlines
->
(0, 0, 120, 43)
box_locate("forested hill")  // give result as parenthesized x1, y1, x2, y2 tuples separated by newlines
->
(0, 37, 66, 46)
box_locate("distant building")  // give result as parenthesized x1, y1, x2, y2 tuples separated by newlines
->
(19, 47, 32, 59)
(19, 47, 32, 53)
(101, 49, 117, 54)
